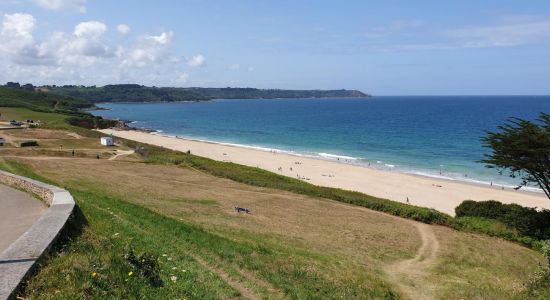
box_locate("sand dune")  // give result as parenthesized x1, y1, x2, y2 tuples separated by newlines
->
(98, 129, 549, 215)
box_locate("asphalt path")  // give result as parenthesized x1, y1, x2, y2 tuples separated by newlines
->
(0, 184, 46, 253)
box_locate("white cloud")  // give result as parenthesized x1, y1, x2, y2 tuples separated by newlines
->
(59, 21, 112, 62)
(0, 16, 113, 67)
(226, 63, 240, 70)
(0, 15, 205, 86)
(358, 17, 550, 53)
(1, 13, 35, 39)
(146, 31, 172, 45)
(187, 55, 205, 67)
(247, 66, 254, 72)
(122, 32, 174, 67)
(34, 0, 86, 13)
(447, 19, 550, 48)
(116, 24, 130, 35)
(74, 21, 106, 38)
(0, 13, 43, 65)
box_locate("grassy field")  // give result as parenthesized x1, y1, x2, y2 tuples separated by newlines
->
(0, 86, 92, 112)
(0, 107, 547, 299)
(0, 107, 104, 138)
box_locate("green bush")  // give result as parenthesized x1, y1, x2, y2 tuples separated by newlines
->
(66, 116, 117, 129)
(451, 216, 544, 248)
(456, 200, 550, 240)
(19, 140, 38, 147)
(527, 240, 550, 296)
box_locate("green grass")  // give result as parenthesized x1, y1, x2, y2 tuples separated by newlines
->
(0, 107, 102, 138)
(0, 86, 92, 112)
(451, 216, 544, 249)
(1, 160, 397, 299)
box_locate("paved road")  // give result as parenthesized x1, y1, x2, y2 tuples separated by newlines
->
(0, 184, 46, 253)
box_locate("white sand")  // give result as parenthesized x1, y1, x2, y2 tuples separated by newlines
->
(99, 129, 550, 215)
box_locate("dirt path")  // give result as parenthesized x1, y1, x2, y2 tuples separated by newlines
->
(384, 221, 440, 300)
(108, 150, 135, 161)
(66, 132, 83, 139)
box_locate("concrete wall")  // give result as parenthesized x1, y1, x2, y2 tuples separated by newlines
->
(0, 170, 75, 300)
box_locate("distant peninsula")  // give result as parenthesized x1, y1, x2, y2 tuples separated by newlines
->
(41, 84, 370, 103)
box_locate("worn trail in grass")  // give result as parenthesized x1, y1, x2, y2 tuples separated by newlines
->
(384, 222, 440, 299)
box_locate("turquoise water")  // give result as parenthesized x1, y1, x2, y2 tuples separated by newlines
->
(92, 96, 550, 187)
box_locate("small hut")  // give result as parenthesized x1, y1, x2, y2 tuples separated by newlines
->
(100, 136, 114, 146)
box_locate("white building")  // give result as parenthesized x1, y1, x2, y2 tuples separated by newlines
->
(100, 136, 114, 146)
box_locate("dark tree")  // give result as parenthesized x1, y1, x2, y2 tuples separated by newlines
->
(6, 82, 20, 88)
(482, 113, 550, 199)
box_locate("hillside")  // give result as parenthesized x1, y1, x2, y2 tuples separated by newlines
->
(46, 84, 370, 103)
(0, 86, 94, 113)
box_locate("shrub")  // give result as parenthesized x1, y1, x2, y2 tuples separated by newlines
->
(527, 240, 550, 296)
(19, 140, 38, 147)
(456, 200, 550, 240)
(451, 216, 544, 248)
(66, 116, 117, 129)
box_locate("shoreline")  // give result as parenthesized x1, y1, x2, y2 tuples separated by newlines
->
(91, 98, 545, 193)
(151, 131, 543, 196)
(122, 124, 543, 194)
(99, 128, 549, 215)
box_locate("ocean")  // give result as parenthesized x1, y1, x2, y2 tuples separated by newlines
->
(91, 96, 550, 188)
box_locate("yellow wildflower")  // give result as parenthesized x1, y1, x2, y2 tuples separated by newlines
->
(91, 272, 97, 278)
(128, 271, 133, 276)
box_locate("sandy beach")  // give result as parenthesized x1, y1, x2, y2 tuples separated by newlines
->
(98, 129, 550, 215)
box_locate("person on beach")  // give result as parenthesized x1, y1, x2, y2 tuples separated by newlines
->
(406, 197, 409, 204)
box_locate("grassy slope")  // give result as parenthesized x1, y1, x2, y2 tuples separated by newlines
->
(0, 87, 93, 112)
(0, 107, 547, 298)
(13, 156, 542, 299)
(123, 140, 546, 249)
(0, 159, 397, 299)
(130, 143, 451, 225)
(0, 107, 101, 138)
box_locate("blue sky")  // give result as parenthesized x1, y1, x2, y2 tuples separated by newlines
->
(1, 0, 550, 95)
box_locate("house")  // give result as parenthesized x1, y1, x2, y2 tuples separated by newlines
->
(0, 137, 4, 146)
(100, 136, 114, 146)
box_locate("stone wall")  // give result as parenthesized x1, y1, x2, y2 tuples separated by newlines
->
(0, 172, 53, 206)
